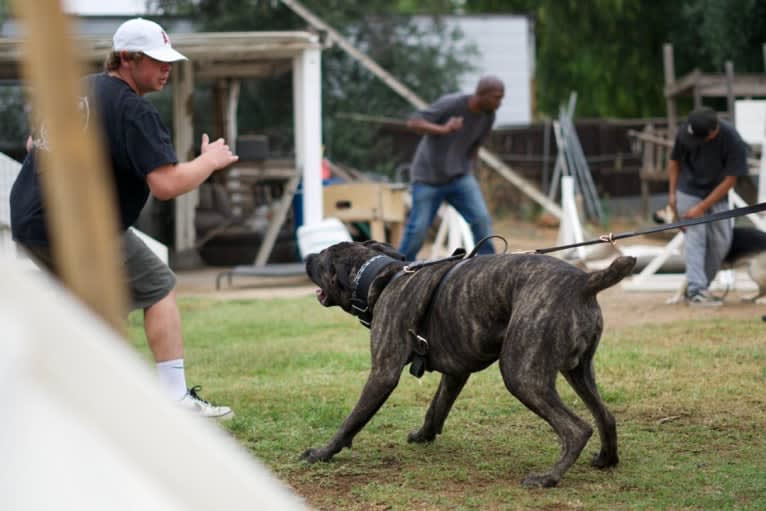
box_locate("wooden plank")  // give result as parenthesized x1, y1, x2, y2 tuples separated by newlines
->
(666, 73, 766, 98)
(11, 0, 127, 333)
(173, 59, 197, 254)
(196, 62, 293, 79)
(664, 68, 702, 97)
(254, 174, 300, 266)
(725, 61, 735, 124)
(280, 0, 427, 110)
(663, 43, 678, 137)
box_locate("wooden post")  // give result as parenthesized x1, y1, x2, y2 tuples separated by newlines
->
(725, 61, 735, 125)
(226, 79, 240, 155)
(640, 124, 653, 218)
(11, 0, 127, 333)
(212, 79, 226, 142)
(172, 59, 197, 262)
(663, 43, 678, 138)
(693, 79, 702, 109)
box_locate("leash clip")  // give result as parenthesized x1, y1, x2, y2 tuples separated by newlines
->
(407, 329, 429, 355)
(599, 232, 617, 248)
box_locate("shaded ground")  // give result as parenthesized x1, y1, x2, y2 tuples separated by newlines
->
(175, 217, 766, 328)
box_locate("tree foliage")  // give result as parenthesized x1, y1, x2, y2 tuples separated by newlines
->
(4, 0, 766, 160)
(461, 0, 766, 118)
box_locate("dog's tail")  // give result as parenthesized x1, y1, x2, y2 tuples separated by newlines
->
(582, 256, 637, 296)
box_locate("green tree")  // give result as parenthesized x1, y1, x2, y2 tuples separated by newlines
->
(461, 0, 766, 118)
(673, 0, 766, 74)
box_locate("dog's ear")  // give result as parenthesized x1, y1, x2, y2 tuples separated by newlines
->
(362, 240, 406, 261)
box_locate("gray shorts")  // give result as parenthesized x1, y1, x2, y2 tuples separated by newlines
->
(23, 229, 176, 311)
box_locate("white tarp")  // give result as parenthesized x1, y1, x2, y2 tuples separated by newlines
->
(0, 257, 307, 511)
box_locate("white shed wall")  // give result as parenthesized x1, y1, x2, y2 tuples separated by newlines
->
(416, 15, 534, 127)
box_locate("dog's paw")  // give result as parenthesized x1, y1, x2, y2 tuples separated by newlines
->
(521, 472, 560, 488)
(407, 429, 436, 444)
(300, 447, 333, 463)
(591, 450, 619, 469)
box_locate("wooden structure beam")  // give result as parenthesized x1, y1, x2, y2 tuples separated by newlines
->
(663, 42, 766, 133)
(10, 0, 127, 332)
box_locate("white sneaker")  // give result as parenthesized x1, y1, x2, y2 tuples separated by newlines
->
(179, 386, 234, 420)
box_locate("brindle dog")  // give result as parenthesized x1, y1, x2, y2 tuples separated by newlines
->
(304, 240, 636, 487)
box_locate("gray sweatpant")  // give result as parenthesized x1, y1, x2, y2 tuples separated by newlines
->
(676, 190, 733, 295)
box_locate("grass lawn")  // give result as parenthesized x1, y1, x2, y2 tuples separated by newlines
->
(128, 296, 766, 510)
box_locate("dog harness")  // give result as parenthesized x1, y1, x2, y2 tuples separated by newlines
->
(351, 237, 497, 378)
(406, 254, 472, 377)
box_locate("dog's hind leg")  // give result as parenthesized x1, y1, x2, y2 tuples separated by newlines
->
(562, 345, 618, 469)
(500, 350, 593, 488)
(302, 367, 401, 463)
(408, 372, 470, 443)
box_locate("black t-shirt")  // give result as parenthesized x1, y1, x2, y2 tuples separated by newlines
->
(10, 73, 177, 245)
(670, 120, 748, 199)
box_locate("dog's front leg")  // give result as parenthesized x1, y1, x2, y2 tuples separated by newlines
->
(408, 372, 470, 443)
(302, 367, 401, 463)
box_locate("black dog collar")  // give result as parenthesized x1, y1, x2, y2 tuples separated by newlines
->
(350, 254, 401, 327)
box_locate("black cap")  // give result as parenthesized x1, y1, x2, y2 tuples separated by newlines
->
(679, 107, 719, 147)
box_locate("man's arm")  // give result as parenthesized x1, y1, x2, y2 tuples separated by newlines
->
(681, 175, 737, 219)
(146, 134, 238, 200)
(406, 116, 463, 136)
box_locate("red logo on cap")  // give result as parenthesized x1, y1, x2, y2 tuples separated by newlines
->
(162, 30, 169, 45)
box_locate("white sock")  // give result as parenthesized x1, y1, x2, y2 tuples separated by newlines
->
(156, 358, 187, 401)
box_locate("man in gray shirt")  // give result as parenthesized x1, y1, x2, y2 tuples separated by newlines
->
(668, 107, 748, 306)
(398, 76, 504, 261)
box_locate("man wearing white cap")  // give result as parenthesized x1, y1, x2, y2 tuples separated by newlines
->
(11, 18, 238, 418)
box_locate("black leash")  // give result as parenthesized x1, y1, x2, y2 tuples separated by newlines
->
(534, 201, 766, 255)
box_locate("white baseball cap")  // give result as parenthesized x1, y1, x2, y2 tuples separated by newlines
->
(113, 18, 187, 63)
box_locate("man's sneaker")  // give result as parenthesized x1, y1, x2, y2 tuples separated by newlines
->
(179, 386, 234, 420)
(685, 289, 723, 307)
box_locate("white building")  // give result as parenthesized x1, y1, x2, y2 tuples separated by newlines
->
(416, 14, 535, 126)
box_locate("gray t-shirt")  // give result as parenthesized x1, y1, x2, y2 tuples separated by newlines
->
(409, 93, 495, 185)
(670, 120, 748, 199)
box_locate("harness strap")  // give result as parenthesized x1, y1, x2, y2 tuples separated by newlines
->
(407, 250, 475, 378)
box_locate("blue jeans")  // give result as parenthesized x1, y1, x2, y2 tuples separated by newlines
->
(398, 174, 494, 261)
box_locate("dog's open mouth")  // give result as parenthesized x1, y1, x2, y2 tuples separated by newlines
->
(315, 288, 329, 306)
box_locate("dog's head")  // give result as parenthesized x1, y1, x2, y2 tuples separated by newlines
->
(304, 240, 406, 312)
